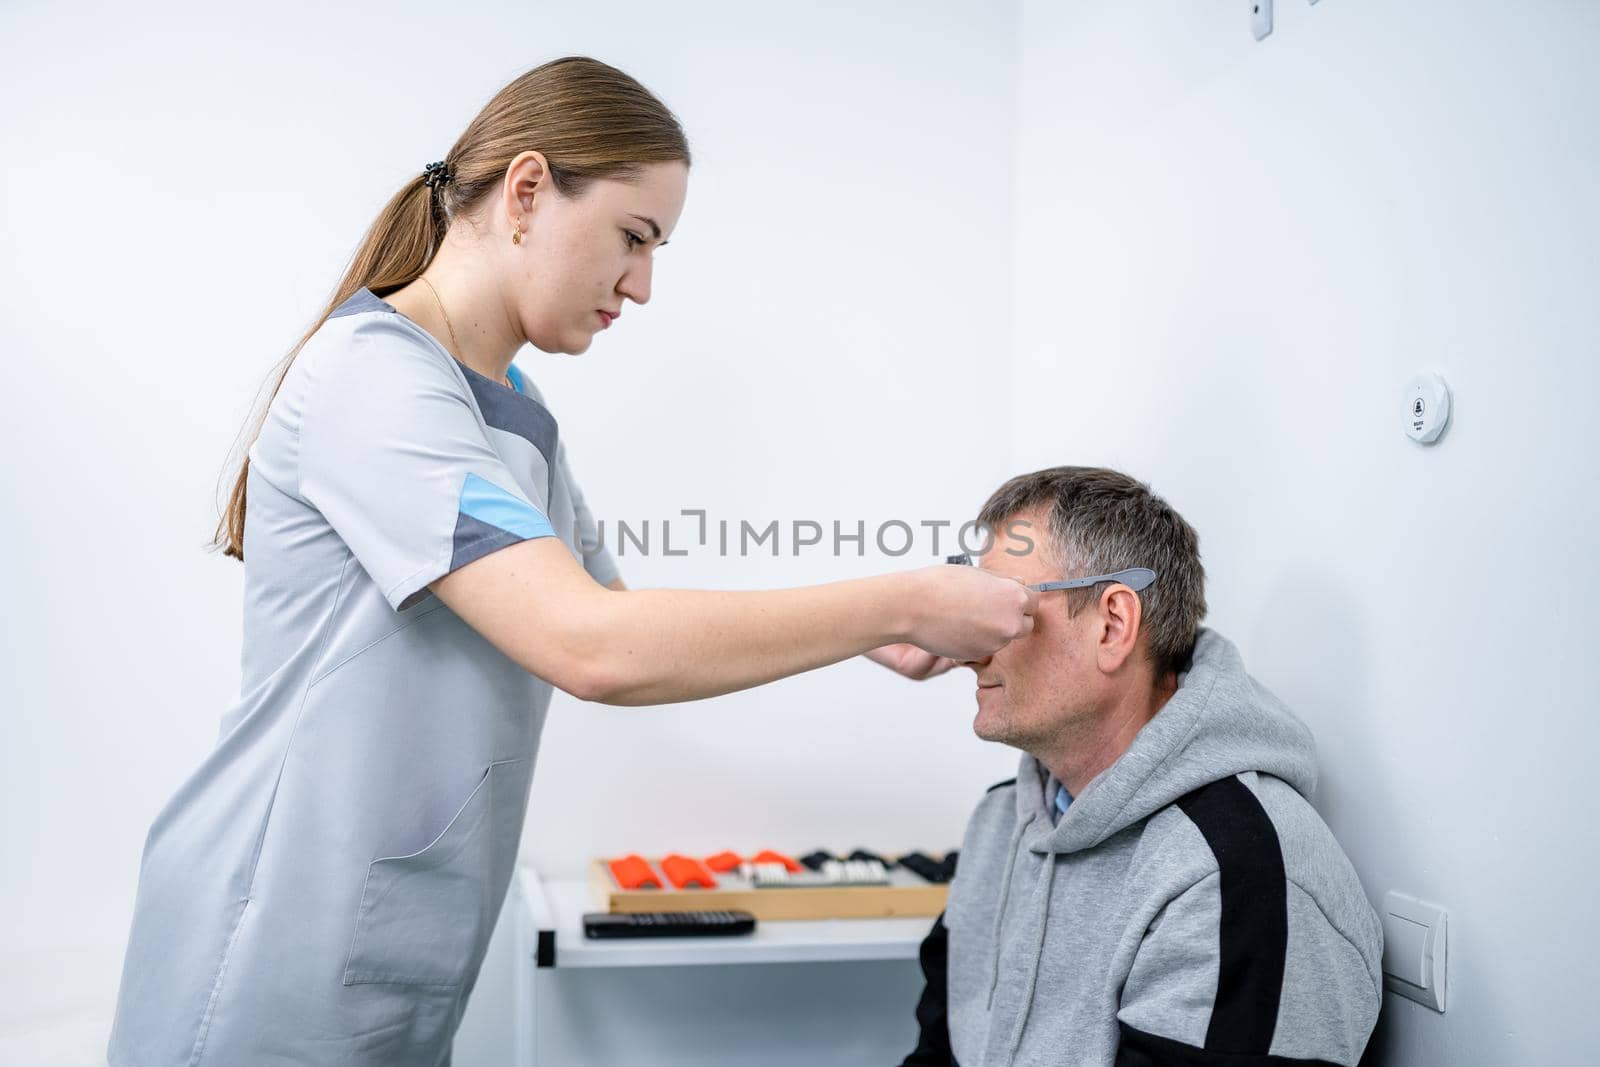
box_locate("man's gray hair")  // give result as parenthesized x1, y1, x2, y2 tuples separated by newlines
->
(977, 466, 1207, 678)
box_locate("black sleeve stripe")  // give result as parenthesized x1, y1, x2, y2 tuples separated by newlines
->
(899, 912, 959, 1067)
(1116, 1023, 1337, 1066)
(985, 777, 1018, 794)
(1174, 775, 1289, 1057)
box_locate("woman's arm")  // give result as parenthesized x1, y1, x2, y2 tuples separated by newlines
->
(431, 537, 1033, 706)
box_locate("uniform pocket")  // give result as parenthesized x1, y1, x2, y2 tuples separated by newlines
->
(342, 758, 529, 987)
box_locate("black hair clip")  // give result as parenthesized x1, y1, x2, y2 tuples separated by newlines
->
(422, 160, 453, 189)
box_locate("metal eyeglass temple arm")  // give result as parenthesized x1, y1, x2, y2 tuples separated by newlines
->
(945, 555, 1158, 593)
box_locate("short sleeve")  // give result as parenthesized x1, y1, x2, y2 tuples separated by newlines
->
(511, 366, 618, 588)
(298, 329, 557, 611)
(559, 443, 620, 587)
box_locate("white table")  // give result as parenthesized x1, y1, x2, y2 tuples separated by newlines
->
(509, 867, 936, 1066)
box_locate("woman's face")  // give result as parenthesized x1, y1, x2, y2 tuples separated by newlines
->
(501, 154, 688, 355)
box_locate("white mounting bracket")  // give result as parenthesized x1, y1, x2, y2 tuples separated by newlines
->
(1252, 0, 1273, 40)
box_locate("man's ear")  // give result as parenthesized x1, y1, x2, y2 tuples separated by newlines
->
(1095, 585, 1144, 675)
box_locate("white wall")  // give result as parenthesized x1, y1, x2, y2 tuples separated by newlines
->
(1011, 1, 1599, 1063)
(0, 0, 1019, 1061)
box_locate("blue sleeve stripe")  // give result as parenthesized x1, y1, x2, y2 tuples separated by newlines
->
(458, 471, 555, 540)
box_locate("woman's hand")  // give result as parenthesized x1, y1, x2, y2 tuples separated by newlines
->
(902, 564, 1037, 663)
(864, 643, 960, 680)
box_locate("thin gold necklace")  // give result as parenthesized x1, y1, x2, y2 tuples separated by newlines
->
(418, 276, 514, 390)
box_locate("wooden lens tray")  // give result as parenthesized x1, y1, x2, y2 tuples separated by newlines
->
(589, 857, 950, 920)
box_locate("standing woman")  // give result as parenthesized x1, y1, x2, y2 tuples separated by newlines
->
(107, 56, 1032, 1066)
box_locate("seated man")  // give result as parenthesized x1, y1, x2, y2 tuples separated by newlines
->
(902, 466, 1382, 1067)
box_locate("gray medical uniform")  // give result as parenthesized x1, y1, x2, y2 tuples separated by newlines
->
(107, 287, 618, 1065)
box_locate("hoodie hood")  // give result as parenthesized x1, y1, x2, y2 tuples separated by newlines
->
(948, 628, 1375, 1067)
(1018, 627, 1318, 856)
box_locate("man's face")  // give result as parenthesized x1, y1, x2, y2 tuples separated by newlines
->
(968, 510, 1108, 751)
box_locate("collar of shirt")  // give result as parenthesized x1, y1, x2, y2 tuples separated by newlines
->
(1052, 783, 1073, 822)
(1038, 762, 1075, 825)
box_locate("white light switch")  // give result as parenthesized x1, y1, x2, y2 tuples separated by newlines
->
(1381, 892, 1448, 1012)
(1384, 914, 1430, 988)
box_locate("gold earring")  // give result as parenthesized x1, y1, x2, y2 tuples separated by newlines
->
(511, 219, 522, 246)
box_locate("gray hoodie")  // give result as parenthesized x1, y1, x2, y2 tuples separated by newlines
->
(901, 628, 1383, 1067)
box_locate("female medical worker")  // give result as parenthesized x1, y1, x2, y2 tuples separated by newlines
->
(107, 56, 1033, 1067)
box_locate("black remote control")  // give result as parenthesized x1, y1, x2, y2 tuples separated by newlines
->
(582, 910, 757, 939)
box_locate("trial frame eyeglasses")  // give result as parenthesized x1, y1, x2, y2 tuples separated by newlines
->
(945, 553, 1158, 594)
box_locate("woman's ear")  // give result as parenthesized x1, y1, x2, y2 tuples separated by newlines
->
(503, 150, 551, 219)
